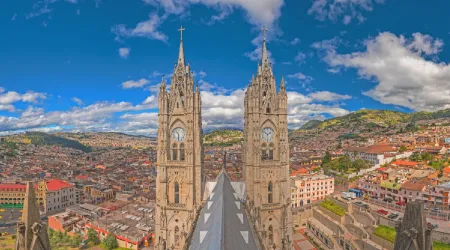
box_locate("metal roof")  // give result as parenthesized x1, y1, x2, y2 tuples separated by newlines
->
(189, 172, 260, 250)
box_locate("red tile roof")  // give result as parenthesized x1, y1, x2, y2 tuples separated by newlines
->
(46, 179, 73, 191)
(391, 160, 418, 167)
(443, 166, 450, 173)
(0, 184, 26, 190)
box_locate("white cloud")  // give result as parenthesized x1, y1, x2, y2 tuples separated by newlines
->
(287, 72, 314, 84)
(0, 105, 15, 112)
(0, 100, 155, 133)
(122, 79, 150, 89)
(11, 13, 17, 21)
(112, 13, 168, 42)
(143, 0, 285, 26)
(295, 52, 307, 64)
(119, 48, 130, 58)
(199, 71, 207, 78)
(309, 91, 352, 102)
(72, 97, 84, 105)
(290, 38, 301, 45)
(0, 87, 5, 93)
(143, 95, 157, 106)
(0, 91, 46, 105)
(318, 32, 450, 111)
(308, 0, 385, 24)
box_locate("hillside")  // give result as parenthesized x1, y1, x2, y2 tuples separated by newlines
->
(203, 129, 243, 147)
(300, 120, 323, 130)
(9, 132, 92, 152)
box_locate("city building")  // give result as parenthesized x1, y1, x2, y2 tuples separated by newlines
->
(291, 174, 334, 207)
(343, 144, 397, 165)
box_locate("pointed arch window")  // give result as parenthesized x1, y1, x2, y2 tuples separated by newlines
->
(180, 143, 185, 161)
(266, 103, 271, 113)
(172, 143, 178, 161)
(261, 143, 267, 160)
(174, 182, 180, 204)
(268, 225, 274, 245)
(174, 226, 180, 245)
(269, 143, 274, 160)
(268, 181, 273, 204)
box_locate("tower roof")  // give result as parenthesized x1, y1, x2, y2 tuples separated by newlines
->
(261, 26, 269, 67)
(177, 26, 185, 67)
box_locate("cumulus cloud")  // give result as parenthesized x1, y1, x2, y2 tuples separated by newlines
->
(0, 90, 46, 105)
(112, 13, 168, 42)
(317, 32, 450, 111)
(143, 0, 284, 26)
(122, 79, 150, 89)
(119, 47, 130, 58)
(309, 91, 352, 102)
(308, 0, 385, 24)
(295, 52, 307, 64)
(0, 100, 156, 134)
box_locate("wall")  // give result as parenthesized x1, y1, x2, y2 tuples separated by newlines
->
(352, 208, 376, 228)
(317, 205, 344, 224)
(354, 239, 381, 250)
(312, 209, 342, 234)
(370, 233, 394, 250)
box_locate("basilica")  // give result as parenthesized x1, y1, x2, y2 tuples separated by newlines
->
(154, 26, 293, 250)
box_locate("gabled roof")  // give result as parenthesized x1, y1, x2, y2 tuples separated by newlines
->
(189, 172, 260, 250)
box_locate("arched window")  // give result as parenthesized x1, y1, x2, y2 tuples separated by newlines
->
(172, 143, 178, 160)
(268, 182, 273, 203)
(268, 225, 274, 245)
(261, 143, 267, 160)
(180, 143, 185, 161)
(174, 226, 180, 245)
(269, 143, 274, 160)
(174, 182, 180, 204)
(266, 103, 271, 113)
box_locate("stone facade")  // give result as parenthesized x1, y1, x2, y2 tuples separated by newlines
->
(243, 28, 293, 249)
(155, 27, 204, 250)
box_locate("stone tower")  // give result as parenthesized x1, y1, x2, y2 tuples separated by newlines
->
(15, 182, 51, 250)
(155, 26, 204, 250)
(244, 27, 293, 250)
(393, 201, 434, 250)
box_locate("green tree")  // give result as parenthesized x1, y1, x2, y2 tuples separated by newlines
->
(69, 234, 82, 248)
(322, 151, 331, 165)
(399, 145, 407, 153)
(87, 228, 100, 245)
(103, 234, 118, 250)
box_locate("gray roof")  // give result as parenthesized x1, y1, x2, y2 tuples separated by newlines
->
(189, 172, 260, 250)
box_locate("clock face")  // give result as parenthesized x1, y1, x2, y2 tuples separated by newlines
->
(261, 127, 274, 142)
(172, 127, 186, 142)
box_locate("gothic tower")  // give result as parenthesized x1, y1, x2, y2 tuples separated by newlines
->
(244, 27, 293, 250)
(155, 26, 204, 250)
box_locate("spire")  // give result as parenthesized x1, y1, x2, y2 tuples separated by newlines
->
(280, 75, 286, 92)
(16, 182, 51, 250)
(196, 81, 200, 93)
(177, 26, 186, 67)
(160, 75, 166, 90)
(261, 26, 269, 66)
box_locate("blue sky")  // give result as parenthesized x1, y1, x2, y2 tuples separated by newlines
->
(1, 0, 450, 135)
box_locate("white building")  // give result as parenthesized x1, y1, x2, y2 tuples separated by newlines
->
(43, 179, 77, 213)
(291, 174, 334, 208)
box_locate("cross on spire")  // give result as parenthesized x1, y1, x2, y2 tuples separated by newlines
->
(261, 26, 268, 41)
(178, 25, 186, 41)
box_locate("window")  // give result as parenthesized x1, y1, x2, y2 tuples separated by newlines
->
(268, 182, 273, 203)
(175, 226, 180, 245)
(269, 143, 274, 160)
(268, 225, 274, 246)
(261, 143, 267, 160)
(174, 182, 180, 204)
(266, 103, 271, 113)
(172, 143, 178, 160)
(180, 143, 185, 161)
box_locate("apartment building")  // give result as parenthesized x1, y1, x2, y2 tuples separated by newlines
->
(291, 174, 334, 208)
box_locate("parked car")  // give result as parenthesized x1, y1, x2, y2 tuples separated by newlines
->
(396, 201, 406, 206)
(362, 204, 370, 209)
(424, 206, 429, 210)
(371, 196, 378, 199)
(431, 208, 441, 213)
(377, 209, 389, 215)
(354, 201, 363, 205)
(383, 198, 393, 203)
(388, 213, 399, 219)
